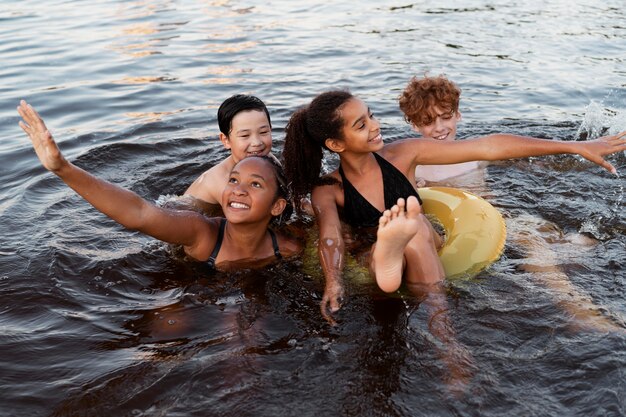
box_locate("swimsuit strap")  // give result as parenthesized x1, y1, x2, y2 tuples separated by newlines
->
(268, 228, 282, 260)
(207, 218, 227, 269)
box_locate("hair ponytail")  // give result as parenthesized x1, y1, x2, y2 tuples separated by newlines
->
(281, 90, 354, 214)
(282, 107, 323, 213)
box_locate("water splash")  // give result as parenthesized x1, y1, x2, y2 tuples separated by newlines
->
(576, 100, 626, 139)
(576, 99, 625, 238)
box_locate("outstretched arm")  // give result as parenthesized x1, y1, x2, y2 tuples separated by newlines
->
(311, 184, 346, 325)
(392, 132, 626, 174)
(17, 100, 214, 256)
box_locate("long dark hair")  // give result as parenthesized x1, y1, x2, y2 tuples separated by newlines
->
(281, 90, 354, 213)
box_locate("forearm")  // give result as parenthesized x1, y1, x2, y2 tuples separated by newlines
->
(415, 134, 579, 166)
(318, 236, 345, 290)
(54, 161, 150, 230)
(475, 134, 578, 161)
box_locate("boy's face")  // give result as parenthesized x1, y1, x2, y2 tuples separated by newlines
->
(413, 107, 461, 142)
(221, 110, 272, 162)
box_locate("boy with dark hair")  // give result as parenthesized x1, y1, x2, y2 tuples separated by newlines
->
(185, 94, 275, 205)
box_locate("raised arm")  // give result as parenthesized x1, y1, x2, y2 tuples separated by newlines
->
(389, 132, 626, 174)
(17, 100, 215, 257)
(311, 183, 346, 325)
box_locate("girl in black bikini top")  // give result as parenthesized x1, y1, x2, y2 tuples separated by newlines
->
(207, 218, 282, 269)
(338, 152, 422, 228)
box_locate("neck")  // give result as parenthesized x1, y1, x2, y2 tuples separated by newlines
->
(339, 152, 377, 176)
(223, 220, 272, 257)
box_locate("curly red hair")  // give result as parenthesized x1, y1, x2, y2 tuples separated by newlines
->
(399, 75, 461, 127)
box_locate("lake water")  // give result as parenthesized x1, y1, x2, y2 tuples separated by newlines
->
(1, 1, 625, 416)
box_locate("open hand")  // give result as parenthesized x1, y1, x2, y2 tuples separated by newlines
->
(17, 100, 67, 172)
(578, 131, 626, 174)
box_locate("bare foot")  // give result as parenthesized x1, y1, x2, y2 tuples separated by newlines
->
(372, 196, 422, 293)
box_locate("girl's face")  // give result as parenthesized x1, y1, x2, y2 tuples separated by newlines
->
(413, 107, 461, 142)
(221, 110, 272, 163)
(222, 157, 285, 224)
(337, 98, 383, 152)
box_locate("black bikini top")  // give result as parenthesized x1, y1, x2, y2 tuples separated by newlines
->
(338, 152, 422, 228)
(207, 218, 282, 269)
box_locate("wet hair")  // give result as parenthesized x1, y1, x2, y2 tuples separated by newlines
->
(254, 155, 293, 225)
(281, 90, 354, 213)
(217, 94, 272, 136)
(399, 75, 461, 127)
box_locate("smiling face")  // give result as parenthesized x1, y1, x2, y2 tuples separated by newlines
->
(221, 157, 286, 224)
(221, 110, 272, 163)
(332, 98, 383, 153)
(413, 107, 461, 142)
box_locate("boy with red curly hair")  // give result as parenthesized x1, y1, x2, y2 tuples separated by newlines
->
(399, 75, 482, 185)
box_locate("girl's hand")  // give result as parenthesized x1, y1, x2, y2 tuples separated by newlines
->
(320, 281, 345, 326)
(577, 131, 626, 174)
(17, 100, 67, 172)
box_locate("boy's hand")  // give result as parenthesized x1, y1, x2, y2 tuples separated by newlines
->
(578, 131, 626, 174)
(17, 100, 67, 173)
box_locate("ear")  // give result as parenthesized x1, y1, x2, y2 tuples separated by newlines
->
(270, 198, 287, 217)
(456, 111, 462, 122)
(324, 138, 346, 153)
(219, 132, 231, 149)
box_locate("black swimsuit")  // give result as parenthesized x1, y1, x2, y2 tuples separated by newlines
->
(338, 152, 422, 228)
(206, 218, 282, 269)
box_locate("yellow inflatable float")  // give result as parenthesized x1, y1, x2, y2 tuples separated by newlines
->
(303, 187, 507, 285)
(419, 187, 506, 279)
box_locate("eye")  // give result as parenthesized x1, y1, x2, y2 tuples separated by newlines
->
(251, 181, 263, 188)
(228, 177, 238, 184)
(260, 129, 270, 135)
(441, 113, 453, 120)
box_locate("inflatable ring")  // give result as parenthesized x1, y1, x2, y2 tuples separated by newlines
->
(418, 186, 507, 279)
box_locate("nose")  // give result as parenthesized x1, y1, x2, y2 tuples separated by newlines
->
(370, 116, 381, 132)
(250, 134, 263, 147)
(433, 116, 444, 131)
(232, 183, 248, 195)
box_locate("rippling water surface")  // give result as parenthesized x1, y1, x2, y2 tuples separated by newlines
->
(1, 1, 625, 416)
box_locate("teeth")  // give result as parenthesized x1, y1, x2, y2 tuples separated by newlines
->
(229, 202, 249, 209)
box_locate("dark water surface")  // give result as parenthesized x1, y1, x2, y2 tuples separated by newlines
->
(1, 1, 625, 416)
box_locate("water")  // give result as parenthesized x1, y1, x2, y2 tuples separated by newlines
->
(1, 1, 625, 416)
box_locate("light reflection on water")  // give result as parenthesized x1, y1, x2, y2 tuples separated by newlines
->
(1, 1, 625, 416)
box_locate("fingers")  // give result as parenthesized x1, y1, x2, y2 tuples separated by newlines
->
(320, 291, 345, 326)
(589, 155, 616, 175)
(17, 100, 47, 135)
(320, 300, 337, 326)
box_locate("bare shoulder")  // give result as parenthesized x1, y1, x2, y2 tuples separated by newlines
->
(184, 157, 234, 203)
(311, 170, 343, 208)
(377, 140, 426, 176)
(277, 232, 304, 257)
(380, 138, 423, 159)
(181, 215, 222, 261)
